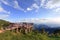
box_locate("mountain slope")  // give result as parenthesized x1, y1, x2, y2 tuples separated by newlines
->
(0, 19, 10, 28)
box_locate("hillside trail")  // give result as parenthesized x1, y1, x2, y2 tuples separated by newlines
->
(0, 30, 5, 33)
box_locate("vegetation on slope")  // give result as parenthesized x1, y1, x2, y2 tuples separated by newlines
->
(0, 19, 10, 29)
(0, 19, 60, 40)
(0, 30, 60, 40)
(0, 31, 50, 40)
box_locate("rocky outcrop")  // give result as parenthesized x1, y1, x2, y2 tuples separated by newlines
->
(5, 22, 33, 33)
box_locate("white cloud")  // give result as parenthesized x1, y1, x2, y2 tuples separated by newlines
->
(0, 15, 9, 19)
(18, 18, 60, 24)
(18, 18, 48, 23)
(0, 6, 10, 14)
(54, 8, 60, 12)
(0, 0, 40, 12)
(13, 0, 25, 11)
(0, 5, 10, 19)
(32, 3, 39, 9)
(43, 0, 60, 13)
(0, 0, 9, 5)
(40, 0, 45, 7)
(45, 18, 60, 24)
(0, 6, 3, 12)
(13, 0, 20, 9)
(27, 8, 32, 11)
(1, 0, 60, 13)
(0, 0, 25, 12)
(45, 0, 60, 9)
(26, 3, 39, 12)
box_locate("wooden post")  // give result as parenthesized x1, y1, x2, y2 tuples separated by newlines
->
(25, 29, 28, 34)
(16, 28, 18, 33)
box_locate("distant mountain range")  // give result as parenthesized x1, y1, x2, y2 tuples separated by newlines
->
(33, 23, 60, 34)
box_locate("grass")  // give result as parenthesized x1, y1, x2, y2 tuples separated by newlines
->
(0, 31, 60, 40)
(0, 19, 60, 40)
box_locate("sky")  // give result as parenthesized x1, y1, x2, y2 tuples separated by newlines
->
(0, 0, 60, 23)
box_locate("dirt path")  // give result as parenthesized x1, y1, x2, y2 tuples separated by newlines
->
(0, 30, 5, 33)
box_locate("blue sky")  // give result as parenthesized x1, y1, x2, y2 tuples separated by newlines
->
(0, 0, 60, 23)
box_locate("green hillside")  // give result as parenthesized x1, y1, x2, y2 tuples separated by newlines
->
(0, 19, 60, 40)
(0, 19, 10, 29)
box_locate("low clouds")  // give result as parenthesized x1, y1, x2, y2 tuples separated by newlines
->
(18, 18, 47, 23)
(0, 15, 9, 19)
(18, 18, 60, 24)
